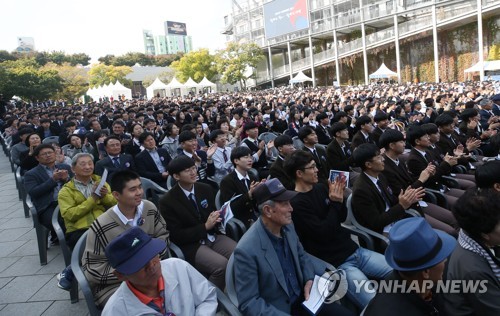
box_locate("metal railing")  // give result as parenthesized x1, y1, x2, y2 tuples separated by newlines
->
(252, 0, 500, 84)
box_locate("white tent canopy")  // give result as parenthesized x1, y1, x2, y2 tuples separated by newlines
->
(166, 77, 185, 96)
(199, 76, 215, 87)
(166, 77, 185, 89)
(110, 80, 132, 100)
(289, 71, 313, 84)
(369, 63, 398, 79)
(146, 77, 169, 98)
(464, 60, 500, 72)
(198, 77, 217, 92)
(184, 77, 200, 88)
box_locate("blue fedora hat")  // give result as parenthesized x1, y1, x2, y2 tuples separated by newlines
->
(385, 218, 456, 271)
(105, 227, 167, 275)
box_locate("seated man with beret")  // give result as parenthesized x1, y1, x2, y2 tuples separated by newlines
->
(352, 143, 425, 238)
(102, 227, 217, 316)
(269, 135, 296, 190)
(364, 217, 456, 315)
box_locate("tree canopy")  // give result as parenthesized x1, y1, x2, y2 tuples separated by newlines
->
(0, 58, 62, 101)
(88, 64, 133, 88)
(0, 50, 91, 66)
(97, 52, 183, 67)
(170, 48, 217, 83)
(215, 42, 264, 90)
(42, 62, 89, 100)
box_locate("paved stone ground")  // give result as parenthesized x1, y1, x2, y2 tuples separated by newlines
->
(0, 152, 89, 315)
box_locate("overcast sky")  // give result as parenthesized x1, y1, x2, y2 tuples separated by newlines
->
(0, 0, 232, 63)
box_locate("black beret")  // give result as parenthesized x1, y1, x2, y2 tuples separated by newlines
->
(167, 156, 195, 175)
(379, 129, 405, 149)
(316, 113, 328, 121)
(243, 121, 258, 132)
(460, 108, 478, 121)
(179, 131, 197, 143)
(330, 122, 348, 135)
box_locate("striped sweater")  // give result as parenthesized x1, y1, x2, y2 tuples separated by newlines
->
(81, 200, 170, 308)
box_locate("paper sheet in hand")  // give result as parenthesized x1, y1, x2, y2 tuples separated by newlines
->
(329, 170, 349, 188)
(219, 194, 242, 230)
(302, 275, 330, 315)
(94, 168, 108, 197)
(418, 201, 429, 208)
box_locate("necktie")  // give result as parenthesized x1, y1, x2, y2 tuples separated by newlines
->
(421, 153, 428, 163)
(241, 178, 249, 190)
(254, 140, 258, 147)
(397, 162, 412, 181)
(189, 193, 200, 215)
(342, 146, 349, 157)
(222, 149, 228, 162)
(377, 180, 392, 207)
(450, 136, 457, 146)
(112, 157, 120, 168)
(312, 149, 320, 163)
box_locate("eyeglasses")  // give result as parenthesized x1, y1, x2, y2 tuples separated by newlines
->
(302, 164, 317, 170)
(38, 151, 55, 157)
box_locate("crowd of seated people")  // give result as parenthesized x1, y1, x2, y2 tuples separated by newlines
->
(1, 81, 498, 314)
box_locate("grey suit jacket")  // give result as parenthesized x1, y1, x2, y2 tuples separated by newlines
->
(24, 163, 72, 212)
(95, 154, 135, 181)
(233, 218, 314, 316)
(444, 244, 500, 316)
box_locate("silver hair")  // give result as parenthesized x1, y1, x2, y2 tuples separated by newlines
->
(257, 199, 276, 214)
(71, 153, 94, 167)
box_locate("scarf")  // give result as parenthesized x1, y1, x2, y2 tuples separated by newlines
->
(458, 229, 500, 281)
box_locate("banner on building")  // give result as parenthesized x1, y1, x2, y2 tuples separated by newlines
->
(166, 21, 187, 36)
(263, 0, 309, 39)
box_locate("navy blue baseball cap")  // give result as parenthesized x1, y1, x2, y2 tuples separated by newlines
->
(105, 227, 167, 275)
(253, 178, 298, 205)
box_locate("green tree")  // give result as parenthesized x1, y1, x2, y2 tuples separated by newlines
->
(129, 52, 153, 66)
(0, 58, 62, 100)
(98, 54, 116, 65)
(153, 53, 184, 67)
(69, 53, 91, 66)
(215, 42, 264, 90)
(47, 51, 68, 65)
(88, 64, 133, 88)
(34, 51, 49, 66)
(0, 50, 17, 63)
(42, 62, 89, 100)
(112, 55, 135, 67)
(110, 52, 153, 66)
(170, 48, 217, 83)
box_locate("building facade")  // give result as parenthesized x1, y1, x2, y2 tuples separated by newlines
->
(223, 0, 500, 87)
(143, 30, 156, 55)
(16, 37, 35, 53)
(165, 34, 193, 54)
(142, 21, 193, 56)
